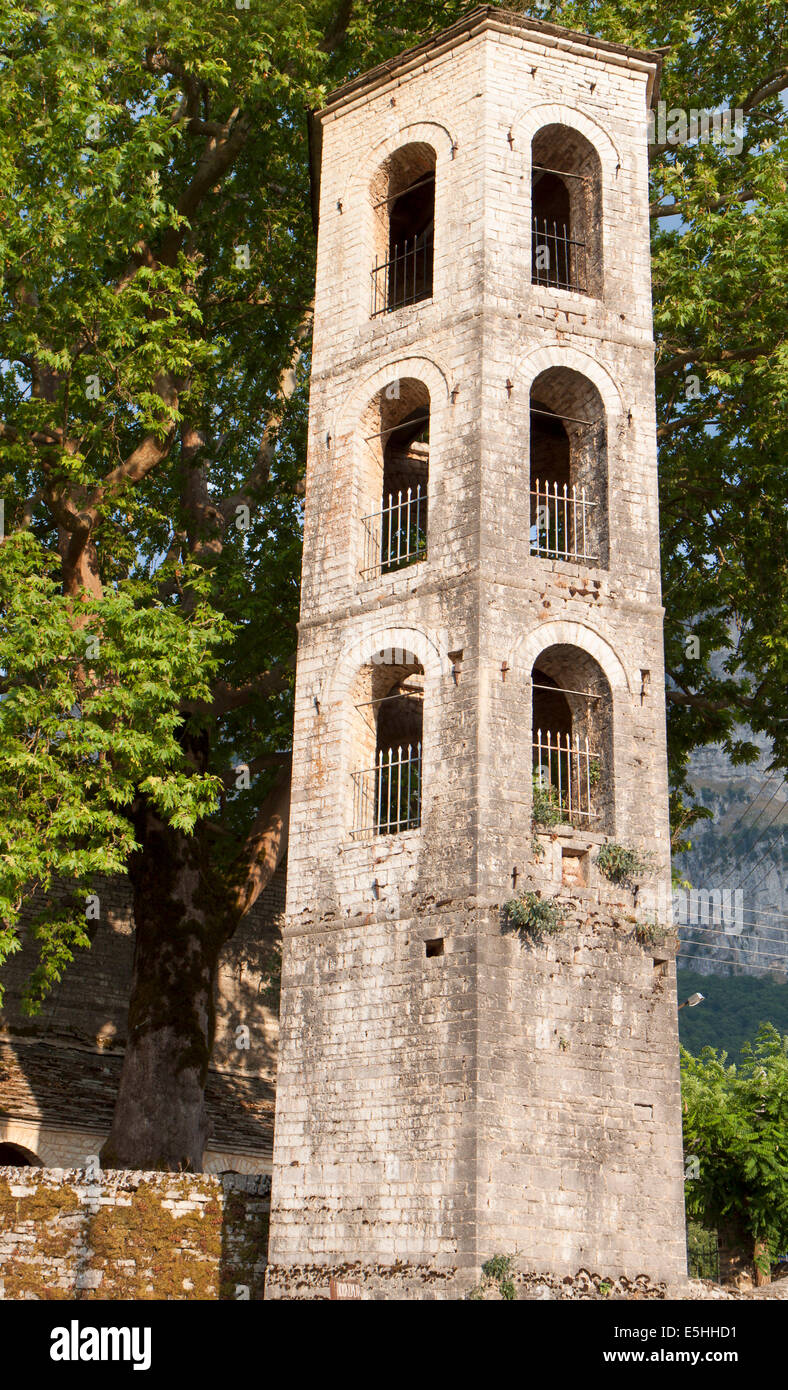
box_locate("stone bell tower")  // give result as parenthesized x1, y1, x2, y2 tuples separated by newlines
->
(266, 7, 687, 1299)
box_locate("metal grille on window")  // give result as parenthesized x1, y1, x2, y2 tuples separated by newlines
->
(371, 232, 434, 316)
(532, 728, 599, 823)
(352, 743, 422, 837)
(371, 168, 435, 316)
(530, 479, 597, 563)
(361, 407, 429, 582)
(532, 216, 587, 293)
(362, 484, 427, 578)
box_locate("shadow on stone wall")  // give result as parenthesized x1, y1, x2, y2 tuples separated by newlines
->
(0, 869, 285, 1166)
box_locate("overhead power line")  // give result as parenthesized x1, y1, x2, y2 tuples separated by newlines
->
(715, 779, 786, 888)
(676, 953, 788, 979)
(736, 822, 787, 891)
(678, 924, 788, 947)
(677, 952, 788, 967)
(721, 771, 783, 841)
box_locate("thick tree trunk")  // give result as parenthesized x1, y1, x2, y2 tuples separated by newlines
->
(754, 1236, 772, 1286)
(101, 761, 290, 1171)
(100, 808, 231, 1171)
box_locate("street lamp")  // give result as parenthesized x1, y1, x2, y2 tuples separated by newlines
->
(678, 993, 705, 1010)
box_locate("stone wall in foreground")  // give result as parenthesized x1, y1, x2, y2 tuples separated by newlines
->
(0, 1167, 270, 1300)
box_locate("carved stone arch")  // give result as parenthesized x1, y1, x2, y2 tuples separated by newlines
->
(325, 623, 449, 709)
(0, 1140, 43, 1166)
(511, 101, 623, 179)
(517, 103, 620, 297)
(523, 346, 616, 568)
(333, 354, 452, 445)
(342, 120, 457, 209)
(509, 618, 631, 696)
(344, 121, 457, 318)
(514, 343, 624, 429)
(335, 358, 452, 586)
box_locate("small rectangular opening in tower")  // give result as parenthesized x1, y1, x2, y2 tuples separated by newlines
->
(425, 938, 444, 958)
(561, 847, 588, 887)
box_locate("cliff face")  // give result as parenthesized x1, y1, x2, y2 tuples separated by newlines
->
(675, 737, 788, 979)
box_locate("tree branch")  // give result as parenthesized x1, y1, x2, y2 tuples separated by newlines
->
(742, 67, 788, 112)
(0, 421, 68, 448)
(656, 344, 772, 378)
(650, 188, 755, 219)
(72, 374, 179, 533)
(666, 669, 761, 714)
(206, 659, 296, 717)
(220, 307, 312, 522)
(657, 414, 723, 440)
(232, 758, 292, 919)
(320, 0, 355, 52)
(158, 112, 249, 267)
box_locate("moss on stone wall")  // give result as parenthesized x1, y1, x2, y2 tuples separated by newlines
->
(0, 1175, 84, 1290)
(0, 1170, 270, 1300)
(82, 1182, 223, 1300)
(0, 1175, 81, 1222)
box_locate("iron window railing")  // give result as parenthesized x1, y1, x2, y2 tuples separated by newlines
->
(351, 743, 422, 838)
(530, 480, 598, 564)
(371, 234, 433, 316)
(532, 728, 599, 823)
(361, 484, 427, 580)
(532, 217, 587, 293)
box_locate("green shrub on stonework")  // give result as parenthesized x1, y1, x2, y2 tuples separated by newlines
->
(595, 841, 655, 889)
(504, 892, 562, 942)
(531, 772, 565, 828)
(634, 915, 669, 947)
(482, 1254, 516, 1300)
(483, 1254, 512, 1281)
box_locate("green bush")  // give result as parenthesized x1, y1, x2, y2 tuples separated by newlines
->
(596, 841, 654, 888)
(681, 1025, 788, 1281)
(531, 772, 566, 827)
(481, 1254, 516, 1301)
(504, 892, 562, 942)
(634, 915, 669, 947)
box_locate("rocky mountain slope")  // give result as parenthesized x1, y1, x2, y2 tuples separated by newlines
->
(674, 737, 787, 980)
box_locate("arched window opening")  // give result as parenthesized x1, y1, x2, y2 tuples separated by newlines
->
(360, 381, 429, 581)
(0, 1142, 42, 1166)
(350, 651, 423, 838)
(531, 125, 602, 295)
(529, 368, 608, 568)
(371, 144, 435, 317)
(531, 645, 613, 832)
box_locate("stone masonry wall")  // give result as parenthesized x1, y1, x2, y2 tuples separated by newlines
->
(267, 891, 685, 1299)
(0, 1168, 270, 1300)
(268, 9, 685, 1298)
